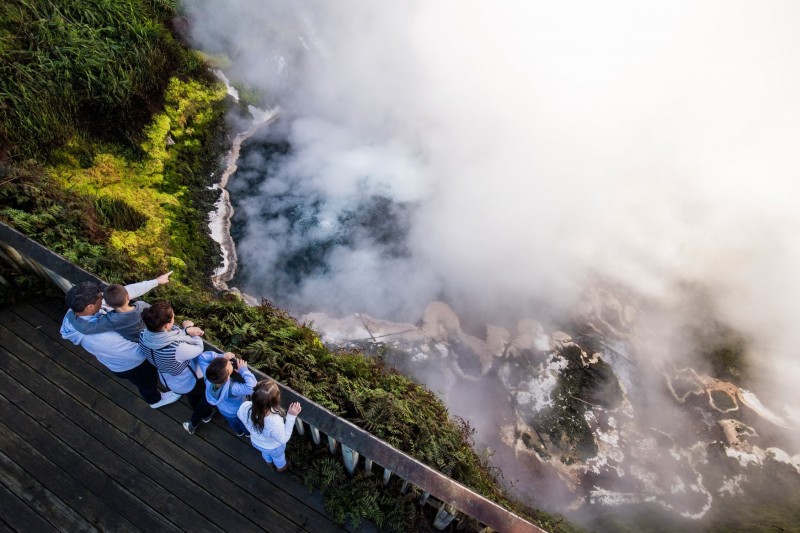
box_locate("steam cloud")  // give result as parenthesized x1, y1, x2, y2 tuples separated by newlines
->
(185, 1, 800, 433)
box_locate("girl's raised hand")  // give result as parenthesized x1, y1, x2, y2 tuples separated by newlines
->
(287, 402, 302, 416)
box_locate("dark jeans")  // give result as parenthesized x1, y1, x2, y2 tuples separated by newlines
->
(186, 377, 213, 427)
(223, 413, 247, 435)
(113, 360, 160, 404)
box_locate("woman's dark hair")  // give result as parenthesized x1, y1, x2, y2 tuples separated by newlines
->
(249, 380, 281, 432)
(141, 301, 174, 332)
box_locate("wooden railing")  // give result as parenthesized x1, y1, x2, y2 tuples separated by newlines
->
(0, 221, 546, 533)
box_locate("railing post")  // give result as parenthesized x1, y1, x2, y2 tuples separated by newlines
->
(310, 425, 321, 445)
(433, 502, 458, 530)
(383, 468, 392, 486)
(328, 435, 338, 454)
(0, 244, 23, 271)
(364, 458, 373, 473)
(294, 417, 305, 436)
(419, 491, 430, 506)
(36, 263, 72, 292)
(341, 444, 359, 475)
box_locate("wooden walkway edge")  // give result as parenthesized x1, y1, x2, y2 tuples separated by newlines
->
(0, 299, 369, 533)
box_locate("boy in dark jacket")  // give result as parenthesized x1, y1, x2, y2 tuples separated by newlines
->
(65, 272, 172, 342)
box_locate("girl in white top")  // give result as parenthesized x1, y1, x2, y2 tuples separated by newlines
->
(237, 380, 302, 472)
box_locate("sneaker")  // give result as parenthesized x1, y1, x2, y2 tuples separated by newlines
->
(150, 391, 181, 409)
(202, 408, 216, 423)
(276, 460, 291, 473)
(235, 430, 251, 437)
(182, 421, 197, 434)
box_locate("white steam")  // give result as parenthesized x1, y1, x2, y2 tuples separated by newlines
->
(184, 1, 800, 424)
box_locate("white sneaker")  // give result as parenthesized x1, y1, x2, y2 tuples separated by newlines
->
(150, 391, 181, 409)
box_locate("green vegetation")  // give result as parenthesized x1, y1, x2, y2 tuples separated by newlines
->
(698, 328, 748, 383)
(94, 196, 148, 231)
(0, 74, 226, 283)
(0, 0, 223, 281)
(532, 344, 623, 464)
(0, 0, 206, 160)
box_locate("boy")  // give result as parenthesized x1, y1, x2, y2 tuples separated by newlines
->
(198, 352, 256, 436)
(65, 271, 172, 342)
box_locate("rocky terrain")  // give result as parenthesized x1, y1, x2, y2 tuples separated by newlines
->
(303, 287, 800, 529)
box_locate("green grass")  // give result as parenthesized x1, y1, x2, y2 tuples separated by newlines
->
(0, 0, 205, 161)
(95, 196, 148, 231)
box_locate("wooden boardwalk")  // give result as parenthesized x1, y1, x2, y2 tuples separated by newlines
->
(0, 299, 366, 533)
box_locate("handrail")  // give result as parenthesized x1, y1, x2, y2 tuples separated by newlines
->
(0, 221, 546, 533)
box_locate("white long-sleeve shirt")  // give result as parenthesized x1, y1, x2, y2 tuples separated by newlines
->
(238, 401, 297, 450)
(108, 279, 158, 308)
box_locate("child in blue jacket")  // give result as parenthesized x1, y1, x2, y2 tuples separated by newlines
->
(198, 352, 256, 436)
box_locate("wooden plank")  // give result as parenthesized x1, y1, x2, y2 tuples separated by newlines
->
(20, 302, 372, 533)
(0, 322, 323, 532)
(0, 450, 95, 533)
(0, 390, 175, 532)
(25, 297, 70, 323)
(0, 347, 272, 532)
(0, 402, 150, 532)
(0, 481, 60, 533)
(4, 304, 348, 533)
(0, 366, 210, 533)
(0, 426, 136, 533)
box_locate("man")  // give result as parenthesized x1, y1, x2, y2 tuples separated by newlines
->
(60, 281, 180, 409)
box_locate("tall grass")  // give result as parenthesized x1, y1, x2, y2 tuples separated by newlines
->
(94, 196, 148, 231)
(0, 0, 192, 160)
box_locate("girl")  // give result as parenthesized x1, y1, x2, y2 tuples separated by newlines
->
(238, 380, 302, 472)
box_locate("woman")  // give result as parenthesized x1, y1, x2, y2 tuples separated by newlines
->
(139, 301, 214, 433)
